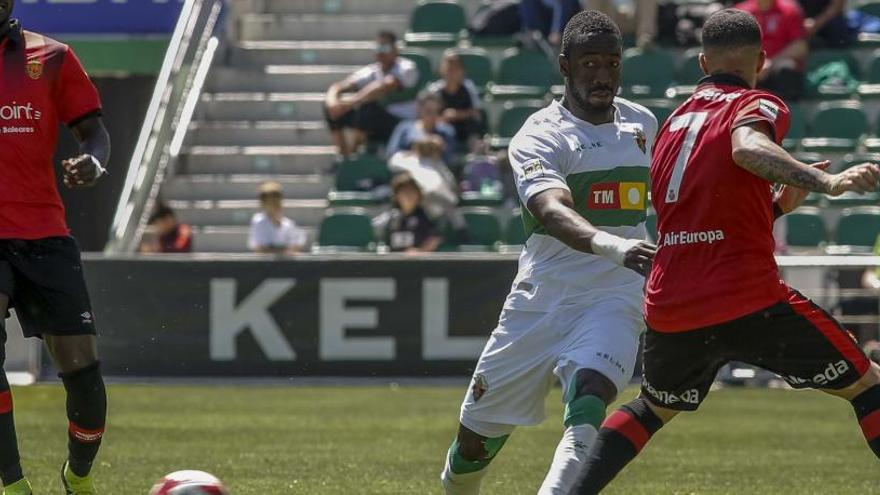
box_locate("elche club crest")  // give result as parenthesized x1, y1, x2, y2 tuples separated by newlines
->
(634, 127, 647, 154)
(471, 374, 488, 402)
(26, 58, 43, 80)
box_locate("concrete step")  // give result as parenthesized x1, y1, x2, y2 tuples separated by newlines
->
(187, 120, 331, 146)
(168, 199, 332, 227)
(232, 41, 375, 66)
(163, 174, 333, 201)
(190, 226, 316, 253)
(240, 13, 408, 41)
(180, 145, 337, 175)
(208, 66, 354, 92)
(259, 0, 483, 16)
(198, 92, 325, 121)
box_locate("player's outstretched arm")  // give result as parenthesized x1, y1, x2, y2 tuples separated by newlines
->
(527, 188, 655, 276)
(732, 122, 880, 197)
(63, 116, 111, 189)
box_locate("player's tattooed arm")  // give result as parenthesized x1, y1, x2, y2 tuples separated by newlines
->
(732, 123, 880, 198)
(527, 188, 656, 276)
(64, 115, 111, 188)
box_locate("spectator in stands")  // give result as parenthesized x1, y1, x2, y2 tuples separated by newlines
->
(383, 173, 441, 253)
(140, 205, 193, 253)
(736, 0, 809, 101)
(324, 31, 419, 157)
(798, 0, 854, 47)
(520, 0, 582, 45)
(389, 135, 459, 221)
(387, 90, 457, 164)
(248, 181, 307, 255)
(429, 53, 484, 150)
(586, 0, 658, 48)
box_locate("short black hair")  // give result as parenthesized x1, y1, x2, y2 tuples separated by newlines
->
(377, 30, 397, 45)
(561, 10, 621, 58)
(148, 205, 175, 224)
(702, 9, 762, 50)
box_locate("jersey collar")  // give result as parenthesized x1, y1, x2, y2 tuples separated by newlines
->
(697, 73, 752, 89)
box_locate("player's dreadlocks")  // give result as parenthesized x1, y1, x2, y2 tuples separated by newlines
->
(702, 8, 762, 50)
(561, 10, 621, 58)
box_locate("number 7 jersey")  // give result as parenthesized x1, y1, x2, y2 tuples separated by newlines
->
(645, 75, 792, 332)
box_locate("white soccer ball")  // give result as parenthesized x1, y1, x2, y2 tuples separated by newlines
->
(149, 470, 229, 495)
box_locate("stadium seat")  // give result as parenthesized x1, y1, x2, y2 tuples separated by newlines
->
(642, 99, 676, 126)
(447, 47, 493, 91)
(405, 0, 467, 47)
(620, 48, 675, 98)
(461, 208, 502, 250)
(782, 103, 806, 151)
(836, 153, 880, 172)
(503, 214, 527, 247)
(858, 51, 880, 97)
(801, 101, 867, 152)
(835, 207, 880, 249)
(490, 100, 544, 149)
(671, 48, 704, 96)
(488, 48, 555, 100)
(316, 210, 375, 251)
(386, 49, 433, 106)
(328, 155, 391, 206)
(785, 208, 827, 248)
(805, 50, 861, 99)
(857, 0, 880, 18)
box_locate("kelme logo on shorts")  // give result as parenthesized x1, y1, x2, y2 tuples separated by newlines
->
(587, 182, 646, 211)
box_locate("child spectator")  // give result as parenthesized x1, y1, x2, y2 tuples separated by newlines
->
(248, 181, 307, 255)
(387, 91, 457, 164)
(384, 174, 441, 253)
(428, 53, 484, 149)
(141, 205, 193, 253)
(389, 135, 459, 222)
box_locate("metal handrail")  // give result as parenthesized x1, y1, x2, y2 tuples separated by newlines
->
(105, 0, 224, 253)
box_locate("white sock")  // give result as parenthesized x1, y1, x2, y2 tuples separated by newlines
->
(441, 452, 489, 495)
(537, 424, 598, 495)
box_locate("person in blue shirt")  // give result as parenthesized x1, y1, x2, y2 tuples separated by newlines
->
(387, 91, 457, 164)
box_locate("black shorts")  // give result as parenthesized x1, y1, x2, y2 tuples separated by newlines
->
(642, 289, 870, 411)
(323, 101, 400, 142)
(0, 237, 96, 339)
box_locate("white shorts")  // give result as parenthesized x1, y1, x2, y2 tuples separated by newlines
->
(459, 297, 645, 437)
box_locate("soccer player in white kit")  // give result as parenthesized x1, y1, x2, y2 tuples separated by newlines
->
(440, 11, 658, 495)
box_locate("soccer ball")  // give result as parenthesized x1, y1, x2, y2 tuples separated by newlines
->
(149, 470, 229, 495)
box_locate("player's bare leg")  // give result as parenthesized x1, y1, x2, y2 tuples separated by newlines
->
(822, 361, 880, 458)
(45, 334, 106, 494)
(570, 395, 679, 494)
(0, 294, 31, 494)
(441, 424, 510, 494)
(538, 369, 617, 494)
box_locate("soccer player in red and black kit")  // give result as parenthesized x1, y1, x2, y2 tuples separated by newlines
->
(571, 9, 880, 493)
(0, 1, 110, 494)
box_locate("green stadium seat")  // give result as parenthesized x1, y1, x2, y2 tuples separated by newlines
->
(801, 101, 867, 152)
(503, 214, 527, 246)
(405, 0, 466, 47)
(446, 47, 493, 91)
(858, 52, 880, 97)
(461, 208, 502, 250)
(316, 210, 375, 251)
(857, 0, 880, 17)
(459, 191, 505, 207)
(642, 99, 676, 126)
(490, 100, 544, 149)
(621, 48, 675, 98)
(671, 48, 704, 96)
(328, 155, 391, 206)
(386, 49, 433, 105)
(783, 103, 806, 151)
(837, 153, 880, 172)
(826, 191, 880, 206)
(835, 206, 880, 249)
(785, 208, 827, 248)
(806, 50, 861, 99)
(489, 48, 555, 100)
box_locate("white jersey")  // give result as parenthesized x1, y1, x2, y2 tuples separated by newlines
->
(506, 98, 658, 312)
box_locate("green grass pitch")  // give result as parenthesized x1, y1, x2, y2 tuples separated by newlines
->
(7, 384, 879, 494)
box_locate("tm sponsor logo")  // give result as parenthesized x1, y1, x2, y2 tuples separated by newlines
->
(643, 380, 700, 406)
